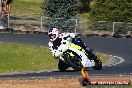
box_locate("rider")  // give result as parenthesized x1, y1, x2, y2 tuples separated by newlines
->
(48, 27, 75, 57)
(48, 27, 95, 68)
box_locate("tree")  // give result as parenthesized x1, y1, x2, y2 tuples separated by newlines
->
(89, 0, 132, 22)
(41, 0, 81, 19)
(79, 0, 92, 13)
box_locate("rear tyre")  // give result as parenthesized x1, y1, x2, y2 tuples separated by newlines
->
(63, 50, 83, 71)
(58, 60, 69, 72)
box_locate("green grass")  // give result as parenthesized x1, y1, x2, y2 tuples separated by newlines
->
(11, 0, 43, 17)
(0, 43, 108, 74)
(0, 43, 58, 73)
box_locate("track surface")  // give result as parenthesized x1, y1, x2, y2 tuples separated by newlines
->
(0, 33, 132, 79)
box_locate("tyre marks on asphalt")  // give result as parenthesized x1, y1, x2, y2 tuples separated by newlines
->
(103, 55, 125, 67)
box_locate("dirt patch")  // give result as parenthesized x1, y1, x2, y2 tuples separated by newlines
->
(0, 78, 83, 88)
(0, 75, 131, 88)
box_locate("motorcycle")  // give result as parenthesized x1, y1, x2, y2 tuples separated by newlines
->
(57, 36, 102, 71)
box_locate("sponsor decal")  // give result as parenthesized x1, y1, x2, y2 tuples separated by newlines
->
(90, 79, 131, 85)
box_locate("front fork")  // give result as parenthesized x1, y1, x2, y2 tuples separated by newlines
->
(85, 48, 97, 61)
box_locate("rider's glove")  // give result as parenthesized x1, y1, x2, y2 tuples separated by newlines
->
(48, 42, 53, 51)
(52, 50, 62, 58)
(54, 50, 61, 57)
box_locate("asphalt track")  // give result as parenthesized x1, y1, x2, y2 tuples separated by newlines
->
(0, 33, 131, 79)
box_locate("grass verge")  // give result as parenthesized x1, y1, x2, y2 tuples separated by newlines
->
(0, 43, 108, 74)
(11, 0, 43, 16)
(0, 43, 58, 73)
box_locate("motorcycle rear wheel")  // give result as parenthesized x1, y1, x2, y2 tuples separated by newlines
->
(58, 60, 69, 72)
(63, 50, 83, 71)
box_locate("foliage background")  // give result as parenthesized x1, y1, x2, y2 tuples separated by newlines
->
(89, 0, 132, 22)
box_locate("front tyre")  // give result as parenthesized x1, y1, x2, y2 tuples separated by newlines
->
(92, 56, 102, 70)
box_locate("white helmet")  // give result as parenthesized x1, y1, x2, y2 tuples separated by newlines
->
(48, 27, 60, 42)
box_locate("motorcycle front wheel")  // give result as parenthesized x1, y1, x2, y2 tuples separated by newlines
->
(92, 55, 102, 70)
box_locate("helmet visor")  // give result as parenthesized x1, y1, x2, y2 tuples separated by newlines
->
(49, 34, 56, 40)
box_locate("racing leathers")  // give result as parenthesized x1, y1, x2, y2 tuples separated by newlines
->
(48, 33, 75, 58)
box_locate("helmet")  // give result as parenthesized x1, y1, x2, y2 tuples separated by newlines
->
(48, 27, 60, 42)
